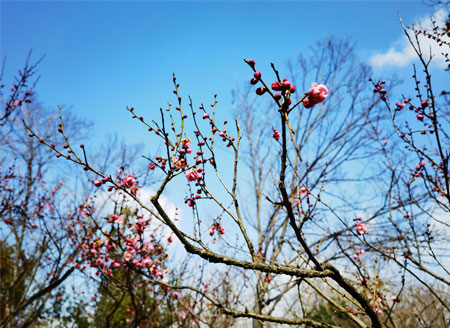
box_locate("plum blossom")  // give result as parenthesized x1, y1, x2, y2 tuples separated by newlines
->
(185, 169, 201, 182)
(299, 187, 308, 194)
(111, 214, 124, 225)
(180, 137, 192, 153)
(141, 258, 153, 267)
(122, 174, 136, 188)
(172, 156, 187, 169)
(303, 83, 328, 108)
(356, 223, 367, 235)
(123, 251, 133, 261)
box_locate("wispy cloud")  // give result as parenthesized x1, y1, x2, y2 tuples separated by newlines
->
(369, 9, 448, 69)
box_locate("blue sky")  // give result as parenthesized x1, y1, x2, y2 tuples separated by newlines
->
(1, 0, 441, 144)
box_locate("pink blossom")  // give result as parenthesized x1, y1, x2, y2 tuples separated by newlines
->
(179, 311, 186, 319)
(180, 137, 191, 153)
(172, 157, 186, 169)
(359, 249, 365, 255)
(353, 254, 360, 261)
(173, 292, 179, 298)
(122, 174, 136, 188)
(356, 223, 367, 235)
(141, 258, 153, 267)
(185, 169, 201, 182)
(123, 251, 133, 261)
(303, 83, 328, 108)
(111, 214, 124, 225)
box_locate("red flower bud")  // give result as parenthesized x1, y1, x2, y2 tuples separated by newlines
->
(248, 59, 255, 68)
(250, 78, 258, 85)
(289, 85, 296, 93)
(255, 88, 266, 96)
(253, 71, 261, 80)
(271, 81, 282, 91)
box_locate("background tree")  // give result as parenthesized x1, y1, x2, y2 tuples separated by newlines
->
(0, 59, 90, 327)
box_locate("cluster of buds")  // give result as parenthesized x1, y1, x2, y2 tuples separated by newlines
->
(247, 59, 327, 110)
(185, 191, 201, 208)
(372, 80, 388, 101)
(93, 176, 111, 188)
(272, 129, 281, 141)
(411, 160, 426, 179)
(414, 13, 450, 47)
(209, 221, 225, 236)
(352, 249, 365, 262)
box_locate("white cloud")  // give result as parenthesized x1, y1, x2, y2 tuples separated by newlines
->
(369, 9, 448, 69)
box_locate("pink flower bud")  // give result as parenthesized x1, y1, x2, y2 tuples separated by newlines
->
(93, 180, 102, 187)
